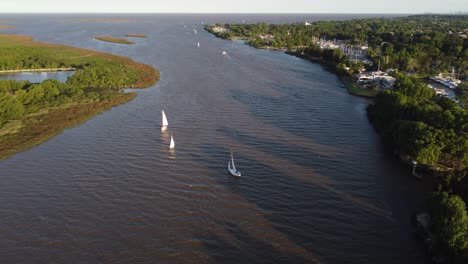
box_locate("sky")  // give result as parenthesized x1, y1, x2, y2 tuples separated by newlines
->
(0, 0, 466, 13)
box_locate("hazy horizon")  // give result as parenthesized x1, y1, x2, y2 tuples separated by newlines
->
(1, 0, 466, 14)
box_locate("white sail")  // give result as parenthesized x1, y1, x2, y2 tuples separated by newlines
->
(161, 110, 168, 131)
(197, 42, 200, 48)
(170, 136, 175, 149)
(231, 154, 237, 171)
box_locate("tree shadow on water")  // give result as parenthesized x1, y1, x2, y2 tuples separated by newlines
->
(197, 221, 314, 264)
(189, 141, 398, 264)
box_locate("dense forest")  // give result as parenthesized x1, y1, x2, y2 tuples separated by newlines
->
(367, 73, 467, 171)
(205, 15, 468, 76)
(0, 34, 159, 159)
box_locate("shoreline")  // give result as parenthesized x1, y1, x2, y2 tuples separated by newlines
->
(208, 27, 379, 99)
(285, 50, 380, 98)
(0, 68, 76, 74)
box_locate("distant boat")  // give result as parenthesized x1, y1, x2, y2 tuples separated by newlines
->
(222, 51, 227, 55)
(197, 42, 200, 48)
(228, 153, 241, 177)
(170, 136, 175, 149)
(194, 28, 197, 34)
(161, 110, 168, 131)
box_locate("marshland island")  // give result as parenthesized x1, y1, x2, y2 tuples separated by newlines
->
(93, 36, 136, 45)
(0, 34, 159, 160)
(125, 34, 148, 38)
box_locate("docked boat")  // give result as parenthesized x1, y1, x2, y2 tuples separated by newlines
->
(228, 153, 241, 177)
(161, 110, 168, 131)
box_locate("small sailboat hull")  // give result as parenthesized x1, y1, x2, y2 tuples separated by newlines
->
(228, 156, 241, 177)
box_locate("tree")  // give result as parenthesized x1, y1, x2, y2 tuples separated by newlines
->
(393, 120, 442, 164)
(429, 192, 468, 254)
(0, 92, 24, 125)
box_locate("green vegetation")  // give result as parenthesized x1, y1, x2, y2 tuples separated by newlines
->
(429, 192, 468, 259)
(205, 15, 467, 76)
(456, 82, 468, 106)
(0, 34, 159, 159)
(125, 34, 148, 38)
(341, 76, 380, 97)
(94, 36, 136, 45)
(367, 73, 467, 171)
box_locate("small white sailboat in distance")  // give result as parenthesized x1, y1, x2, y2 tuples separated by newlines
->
(222, 51, 227, 55)
(161, 110, 168, 131)
(170, 136, 175, 149)
(228, 153, 241, 177)
(197, 42, 200, 48)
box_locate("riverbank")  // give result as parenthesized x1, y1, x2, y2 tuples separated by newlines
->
(208, 30, 380, 99)
(0, 34, 159, 160)
(0, 67, 75, 73)
(285, 50, 379, 98)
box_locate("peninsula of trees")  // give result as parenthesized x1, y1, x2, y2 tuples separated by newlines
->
(0, 34, 159, 160)
(94, 36, 136, 45)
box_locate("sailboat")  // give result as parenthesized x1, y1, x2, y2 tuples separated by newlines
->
(222, 51, 227, 55)
(228, 153, 241, 177)
(197, 42, 200, 48)
(170, 136, 175, 149)
(161, 110, 168, 131)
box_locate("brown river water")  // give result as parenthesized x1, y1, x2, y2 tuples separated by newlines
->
(0, 14, 430, 263)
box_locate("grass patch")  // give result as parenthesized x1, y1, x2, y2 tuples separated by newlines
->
(0, 120, 23, 137)
(341, 76, 380, 98)
(94, 36, 135, 45)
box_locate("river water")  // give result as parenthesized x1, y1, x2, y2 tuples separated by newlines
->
(0, 71, 74, 83)
(0, 14, 430, 263)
